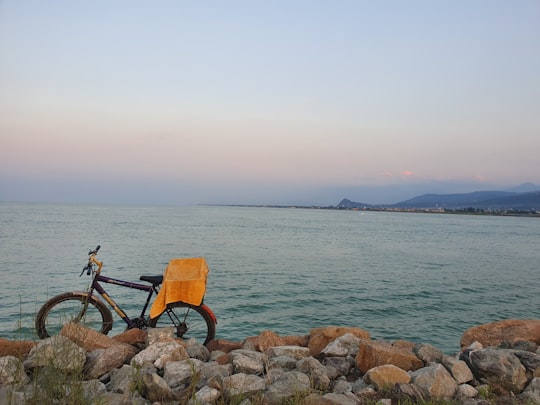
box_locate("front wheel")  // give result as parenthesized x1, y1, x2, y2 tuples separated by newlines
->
(35, 292, 113, 339)
(148, 302, 215, 346)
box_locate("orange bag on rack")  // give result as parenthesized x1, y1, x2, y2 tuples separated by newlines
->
(149, 257, 209, 319)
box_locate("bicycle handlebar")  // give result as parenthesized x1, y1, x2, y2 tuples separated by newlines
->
(80, 245, 102, 276)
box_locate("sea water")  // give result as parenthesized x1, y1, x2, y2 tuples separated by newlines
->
(1, 202, 538, 354)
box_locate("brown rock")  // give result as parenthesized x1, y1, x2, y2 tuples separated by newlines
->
(0, 338, 35, 358)
(281, 335, 309, 347)
(112, 328, 147, 346)
(308, 326, 370, 356)
(363, 364, 411, 390)
(356, 339, 423, 373)
(206, 339, 243, 353)
(460, 319, 540, 349)
(243, 330, 283, 351)
(60, 322, 136, 357)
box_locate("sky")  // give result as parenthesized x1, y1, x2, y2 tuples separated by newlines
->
(1, 1, 539, 206)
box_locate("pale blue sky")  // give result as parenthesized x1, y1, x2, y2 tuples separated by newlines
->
(1, 1, 539, 205)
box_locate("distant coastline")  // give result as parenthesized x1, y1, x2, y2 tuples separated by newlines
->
(205, 204, 540, 218)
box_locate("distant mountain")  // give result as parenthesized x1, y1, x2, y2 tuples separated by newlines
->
(337, 189, 540, 211)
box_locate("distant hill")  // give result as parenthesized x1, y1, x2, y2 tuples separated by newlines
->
(337, 188, 540, 211)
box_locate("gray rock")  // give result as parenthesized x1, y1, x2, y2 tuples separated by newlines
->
(84, 345, 133, 379)
(264, 370, 311, 405)
(414, 343, 444, 364)
(321, 333, 361, 357)
(132, 339, 189, 369)
(230, 349, 267, 375)
(323, 355, 353, 377)
(410, 363, 457, 399)
(106, 364, 136, 394)
(317, 392, 361, 404)
(139, 368, 175, 402)
(520, 377, 540, 403)
(0, 355, 29, 386)
(442, 355, 474, 384)
(455, 383, 478, 399)
(163, 358, 204, 389)
(268, 355, 297, 370)
(186, 340, 211, 362)
(297, 356, 331, 390)
(469, 348, 528, 393)
(23, 335, 86, 372)
(188, 385, 221, 405)
(222, 372, 265, 399)
(265, 345, 310, 360)
(81, 379, 108, 402)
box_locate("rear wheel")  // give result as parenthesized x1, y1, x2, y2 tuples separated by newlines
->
(35, 292, 113, 339)
(148, 302, 215, 345)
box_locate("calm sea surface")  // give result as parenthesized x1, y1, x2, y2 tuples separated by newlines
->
(1, 202, 538, 353)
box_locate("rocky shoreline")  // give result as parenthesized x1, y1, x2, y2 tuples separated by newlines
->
(0, 319, 539, 404)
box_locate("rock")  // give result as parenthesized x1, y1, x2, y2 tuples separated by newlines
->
(363, 364, 411, 390)
(185, 340, 211, 361)
(460, 319, 540, 348)
(308, 392, 361, 404)
(297, 356, 331, 390)
(520, 377, 540, 403)
(162, 358, 204, 389)
(84, 344, 135, 379)
(265, 345, 310, 360)
(0, 338, 35, 358)
(23, 335, 86, 372)
(268, 355, 297, 370)
(468, 348, 528, 393)
(138, 368, 175, 402)
(243, 330, 283, 351)
(145, 326, 175, 345)
(81, 379, 108, 402)
(222, 372, 265, 399)
(188, 385, 221, 405)
(442, 355, 474, 384)
(131, 338, 189, 369)
(323, 356, 353, 377)
(264, 370, 311, 404)
(112, 328, 147, 346)
(413, 343, 444, 364)
(206, 339, 243, 353)
(356, 339, 423, 373)
(321, 333, 361, 357)
(455, 383, 478, 399)
(230, 349, 267, 375)
(0, 355, 29, 386)
(309, 327, 370, 357)
(106, 364, 135, 394)
(410, 363, 458, 400)
(394, 383, 425, 403)
(60, 322, 133, 354)
(511, 349, 540, 373)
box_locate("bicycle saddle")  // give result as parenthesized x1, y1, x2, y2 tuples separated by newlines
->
(140, 275, 163, 285)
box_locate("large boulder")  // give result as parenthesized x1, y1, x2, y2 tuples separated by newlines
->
(356, 339, 423, 373)
(467, 348, 528, 394)
(363, 364, 411, 390)
(460, 319, 540, 348)
(308, 326, 370, 357)
(410, 363, 457, 400)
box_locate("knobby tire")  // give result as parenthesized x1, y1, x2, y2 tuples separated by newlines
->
(148, 302, 215, 346)
(35, 292, 113, 339)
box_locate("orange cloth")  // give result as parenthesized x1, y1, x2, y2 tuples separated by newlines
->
(149, 257, 209, 319)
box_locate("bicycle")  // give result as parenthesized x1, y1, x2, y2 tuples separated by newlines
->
(35, 245, 217, 345)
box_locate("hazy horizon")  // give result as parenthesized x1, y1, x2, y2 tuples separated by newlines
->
(2, 1, 539, 206)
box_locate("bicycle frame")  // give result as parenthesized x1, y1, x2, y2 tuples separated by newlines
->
(86, 253, 157, 329)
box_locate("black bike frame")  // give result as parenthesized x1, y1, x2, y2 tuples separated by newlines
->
(90, 274, 157, 329)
